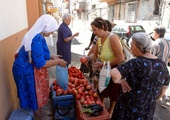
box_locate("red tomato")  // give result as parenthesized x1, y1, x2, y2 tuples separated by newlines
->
(56, 88, 62, 96)
(93, 92, 98, 99)
(95, 100, 101, 105)
(80, 57, 87, 63)
(76, 94, 81, 99)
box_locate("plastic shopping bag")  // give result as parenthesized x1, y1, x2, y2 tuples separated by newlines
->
(98, 61, 111, 93)
(56, 65, 68, 91)
(121, 39, 134, 63)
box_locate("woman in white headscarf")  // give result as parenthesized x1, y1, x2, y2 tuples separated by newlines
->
(12, 14, 67, 118)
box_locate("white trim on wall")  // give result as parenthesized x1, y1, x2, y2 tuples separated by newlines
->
(0, 0, 28, 41)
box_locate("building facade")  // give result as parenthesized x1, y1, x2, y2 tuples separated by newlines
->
(0, 0, 43, 119)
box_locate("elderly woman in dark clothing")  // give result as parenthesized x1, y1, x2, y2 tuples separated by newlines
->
(57, 13, 79, 66)
(110, 32, 170, 120)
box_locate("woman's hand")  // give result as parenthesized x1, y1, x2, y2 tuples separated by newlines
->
(120, 79, 132, 93)
(51, 55, 62, 60)
(74, 32, 79, 37)
(85, 47, 90, 50)
(94, 61, 103, 68)
(57, 59, 67, 67)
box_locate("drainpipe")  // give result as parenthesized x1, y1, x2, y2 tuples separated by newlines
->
(119, 0, 121, 20)
(160, 0, 165, 25)
(69, 0, 73, 14)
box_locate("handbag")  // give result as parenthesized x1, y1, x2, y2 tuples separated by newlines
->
(98, 61, 111, 93)
(56, 65, 68, 91)
(108, 34, 134, 63)
(120, 39, 134, 63)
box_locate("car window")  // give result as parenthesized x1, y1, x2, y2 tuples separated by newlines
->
(134, 26, 145, 32)
(130, 26, 135, 31)
(119, 26, 127, 32)
(112, 26, 119, 31)
(112, 25, 145, 35)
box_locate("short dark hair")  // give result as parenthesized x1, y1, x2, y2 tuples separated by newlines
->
(153, 26, 166, 37)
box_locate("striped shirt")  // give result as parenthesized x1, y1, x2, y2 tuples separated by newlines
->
(151, 37, 170, 65)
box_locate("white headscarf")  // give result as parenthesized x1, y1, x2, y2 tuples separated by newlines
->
(16, 14, 58, 53)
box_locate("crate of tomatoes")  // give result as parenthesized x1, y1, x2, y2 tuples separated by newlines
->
(67, 66, 111, 120)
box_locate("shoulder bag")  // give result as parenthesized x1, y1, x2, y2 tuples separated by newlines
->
(108, 34, 134, 63)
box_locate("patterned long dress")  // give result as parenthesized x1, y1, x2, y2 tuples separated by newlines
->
(112, 57, 170, 120)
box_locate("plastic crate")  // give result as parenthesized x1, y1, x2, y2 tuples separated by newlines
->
(52, 85, 75, 107)
(76, 100, 111, 120)
(52, 86, 76, 120)
(8, 108, 34, 120)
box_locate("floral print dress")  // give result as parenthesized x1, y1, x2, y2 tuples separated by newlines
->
(111, 56, 170, 120)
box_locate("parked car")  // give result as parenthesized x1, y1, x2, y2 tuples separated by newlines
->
(111, 24, 146, 44)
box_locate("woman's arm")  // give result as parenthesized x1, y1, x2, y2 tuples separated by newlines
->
(110, 68, 122, 83)
(50, 55, 62, 60)
(64, 32, 79, 42)
(110, 34, 125, 65)
(87, 42, 98, 61)
(157, 85, 169, 100)
(110, 68, 132, 92)
(43, 59, 67, 68)
(85, 41, 92, 50)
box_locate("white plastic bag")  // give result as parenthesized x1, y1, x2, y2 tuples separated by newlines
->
(98, 61, 111, 93)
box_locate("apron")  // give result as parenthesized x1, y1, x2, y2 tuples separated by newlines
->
(34, 67, 49, 108)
